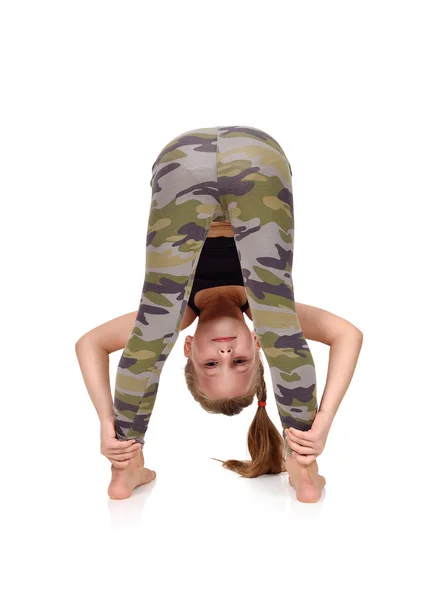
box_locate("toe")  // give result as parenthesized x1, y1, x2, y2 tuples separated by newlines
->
(141, 468, 156, 485)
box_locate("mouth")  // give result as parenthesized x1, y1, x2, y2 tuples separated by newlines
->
(212, 337, 237, 342)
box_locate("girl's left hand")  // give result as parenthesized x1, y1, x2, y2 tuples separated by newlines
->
(285, 411, 333, 465)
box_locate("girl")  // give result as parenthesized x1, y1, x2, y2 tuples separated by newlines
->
(75, 125, 363, 502)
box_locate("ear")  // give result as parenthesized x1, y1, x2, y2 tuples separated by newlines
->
(184, 335, 193, 357)
(251, 330, 261, 350)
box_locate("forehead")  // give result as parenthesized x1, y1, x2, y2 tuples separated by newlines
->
(197, 371, 254, 399)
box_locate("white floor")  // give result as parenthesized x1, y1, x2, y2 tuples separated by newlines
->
(6, 336, 446, 599)
(7, 444, 446, 599)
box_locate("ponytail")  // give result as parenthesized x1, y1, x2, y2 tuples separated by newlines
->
(211, 358, 287, 478)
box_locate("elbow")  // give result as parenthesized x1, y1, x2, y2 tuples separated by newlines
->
(353, 326, 363, 338)
(339, 324, 363, 344)
(75, 335, 90, 354)
(75, 333, 113, 356)
(352, 326, 363, 346)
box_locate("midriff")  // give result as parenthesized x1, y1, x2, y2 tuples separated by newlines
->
(207, 221, 234, 238)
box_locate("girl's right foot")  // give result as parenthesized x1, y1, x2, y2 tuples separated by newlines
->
(108, 451, 156, 500)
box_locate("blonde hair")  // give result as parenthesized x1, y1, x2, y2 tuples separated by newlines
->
(184, 352, 287, 477)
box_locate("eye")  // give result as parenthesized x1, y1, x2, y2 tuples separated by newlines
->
(204, 359, 247, 368)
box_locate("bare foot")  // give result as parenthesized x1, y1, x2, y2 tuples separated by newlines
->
(108, 450, 156, 500)
(285, 455, 326, 503)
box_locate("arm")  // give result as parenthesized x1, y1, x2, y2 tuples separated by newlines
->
(75, 307, 197, 466)
(75, 308, 196, 427)
(246, 300, 363, 428)
(284, 302, 363, 464)
(75, 311, 138, 426)
(294, 301, 364, 425)
(75, 311, 143, 466)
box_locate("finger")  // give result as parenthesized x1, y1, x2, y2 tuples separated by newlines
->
(110, 459, 130, 469)
(288, 427, 313, 441)
(106, 439, 139, 450)
(286, 430, 314, 448)
(292, 452, 317, 465)
(101, 449, 139, 462)
(107, 451, 141, 461)
(108, 450, 141, 461)
(287, 439, 315, 454)
(107, 443, 142, 455)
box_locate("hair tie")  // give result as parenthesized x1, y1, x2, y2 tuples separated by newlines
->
(258, 401, 266, 407)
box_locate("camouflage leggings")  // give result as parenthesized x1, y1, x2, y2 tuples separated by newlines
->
(113, 125, 318, 456)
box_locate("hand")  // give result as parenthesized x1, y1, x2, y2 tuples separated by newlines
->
(100, 419, 142, 469)
(285, 411, 332, 465)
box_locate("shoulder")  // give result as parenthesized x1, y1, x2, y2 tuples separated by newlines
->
(245, 301, 361, 345)
(294, 301, 362, 344)
(180, 304, 197, 331)
(76, 310, 139, 353)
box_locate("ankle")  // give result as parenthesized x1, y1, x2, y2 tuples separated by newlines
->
(132, 450, 144, 466)
(286, 455, 318, 475)
(111, 450, 144, 472)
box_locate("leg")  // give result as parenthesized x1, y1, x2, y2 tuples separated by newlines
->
(285, 454, 326, 502)
(109, 128, 224, 498)
(113, 128, 222, 447)
(108, 450, 157, 500)
(217, 126, 324, 501)
(217, 126, 318, 453)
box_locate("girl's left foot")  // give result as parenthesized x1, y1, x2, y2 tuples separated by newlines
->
(285, 455, 326, 503)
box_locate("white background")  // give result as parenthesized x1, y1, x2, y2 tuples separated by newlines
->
(1, 1, 446, 598)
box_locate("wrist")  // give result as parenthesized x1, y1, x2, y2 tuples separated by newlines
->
(316, 408, 335, 427)
(100, 414, 115, 428)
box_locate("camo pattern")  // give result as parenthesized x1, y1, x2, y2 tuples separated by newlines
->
(113, 125, 318, 456)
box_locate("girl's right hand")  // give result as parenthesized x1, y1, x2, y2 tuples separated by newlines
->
(100, 419, 142, 468)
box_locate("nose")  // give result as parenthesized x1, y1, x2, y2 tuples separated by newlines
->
(218, 347, 233, 354)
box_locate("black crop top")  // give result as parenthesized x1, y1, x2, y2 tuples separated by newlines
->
(187, 236, 250, 316)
